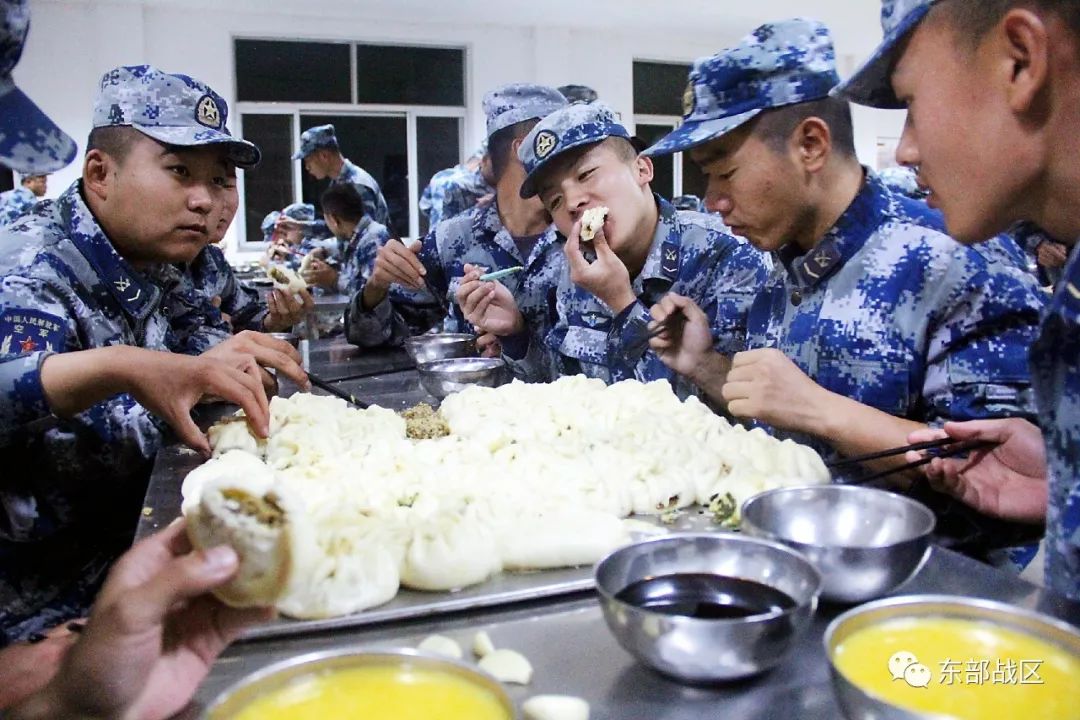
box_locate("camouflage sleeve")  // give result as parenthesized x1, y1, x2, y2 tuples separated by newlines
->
(502, 328, 559, 382)
(705, 241, 771, 355)
(343, 229, 445, 347)
(164, 289, 233, 354)
(923, 256, 1044, 422)
(0, 352, 52, 446)
(214, 265, 268, 332)
(338, 225, 391, 296)
(0, 276, 164, 455)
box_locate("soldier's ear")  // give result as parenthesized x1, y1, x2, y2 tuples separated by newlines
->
(82, 149, 113, 201)
(635, 154, 654, 187)
(793, 117, 830, 173)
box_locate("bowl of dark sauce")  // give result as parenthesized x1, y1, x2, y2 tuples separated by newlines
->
(595, 534, 821, 683)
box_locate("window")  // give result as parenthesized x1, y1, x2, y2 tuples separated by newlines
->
(236, 40, 351, 104)
(0, 165, 13, 194)
(632, 61, 707, 204)
(235, 40, 466, 246)
(355, 45, 465, 106)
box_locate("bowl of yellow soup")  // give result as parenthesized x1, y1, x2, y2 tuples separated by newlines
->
(825, 595, 1080, 720)
(202, 647, 515, 720)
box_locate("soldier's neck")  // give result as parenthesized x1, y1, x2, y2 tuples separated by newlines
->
(619, 191, 661, 279)
(328, 154, 345, 177)
(792, 159, 865, 254)
(496, 183, 549, 237)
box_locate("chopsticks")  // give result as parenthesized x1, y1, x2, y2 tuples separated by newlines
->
(835, 438, 995, 485)
(307, 372, 370, 409)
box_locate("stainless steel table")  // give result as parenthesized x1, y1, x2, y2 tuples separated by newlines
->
(172, 548, 1080, 719)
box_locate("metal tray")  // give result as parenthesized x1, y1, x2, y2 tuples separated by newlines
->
(239, 508, 727, 641)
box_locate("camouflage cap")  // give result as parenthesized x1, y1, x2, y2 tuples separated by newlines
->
(518, 102, 631, 199)
(0, 0, 77, 174)
(482, 83, 568, 139)
(833, 0, 942, 108)
(644, 18, 840, 158)
(293, 124, 338, 160)
(280, 202, 316, 223)
(93, 65, 260, 168)
(260, 210, 281, 240)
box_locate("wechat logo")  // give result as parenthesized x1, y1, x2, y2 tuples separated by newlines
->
(888, 650, 932, 688)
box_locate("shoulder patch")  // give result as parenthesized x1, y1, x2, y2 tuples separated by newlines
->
(0, 309, 68, 356)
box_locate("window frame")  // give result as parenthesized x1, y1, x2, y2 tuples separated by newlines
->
(233, 37, 468, 250)
(635, 114, 688, 199)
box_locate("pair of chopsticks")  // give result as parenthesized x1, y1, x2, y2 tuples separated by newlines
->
(829, 437, 995, 485)
(307, 372, 369, 409)
(625, 309, 685, 358)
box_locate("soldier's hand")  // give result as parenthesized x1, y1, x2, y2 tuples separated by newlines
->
(264, 287, 315, 332)
(721, 348, 831, 433)
(904, 420, 1048, 523)
(565, 220, 635, 313)
(8, 520, 272, 720)
(0, 622, 81, 709)
(1036, 240, 1069, 269)
(648, 294, 714, 377)
(372, 239, 426, 292)
(300, 258, 339, 291)
(476, 332, 503, 358)
(203, 330, 310, 394)
(128, 351, 272, 455)
(457, 263, 526, 337)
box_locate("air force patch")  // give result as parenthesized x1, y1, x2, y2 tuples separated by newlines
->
(534, 130, 558, 160)
(195, 95, 222, 129)
(0, 309, 67, 356)
(682, 82, 696, 118)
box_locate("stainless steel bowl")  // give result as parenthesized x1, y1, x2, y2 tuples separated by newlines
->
(404, 333, 477, 365)
(824, 594, 1080, 720)
(202, 647, 515, 719)
(594, 533, 821, 683)
(741, 485, 935, 603)
(417, 357, 508, 399)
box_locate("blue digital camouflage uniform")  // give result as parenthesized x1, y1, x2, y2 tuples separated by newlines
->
(0, 0, 78, 175)
(344, 199, 563, 348)
(511, 102, 768, 396)
(842, 0, 1080, 599)
(877, 166, 928, 200)
(529, 195, 767, 399)
(1030, 245, 1080, 601)
(345, 83, 568, 348)
(0, 186, 35, 227)
(419, 143, 492, 229)
(294, 124, 390, 227)
(419, 164, 493, 228)
(0, 181, 172, 642)
(0, 62, 259, 642)
(163, 244, 268, 351)
(336, 215, 391, 296)
(742, 172, 1043, 456)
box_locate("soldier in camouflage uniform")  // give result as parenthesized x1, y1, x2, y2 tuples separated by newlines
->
(419, 141, 493, 229)
(166, 185, 312, 349)
(459, 102, 767, 398)
(293, 124, 390, 229)
(265, 201, 337, 271)
(644, 19, 1044, 472)
(317, 183, 391, 295)
(840, 0, 1080, 601)
(346, 84, 568, 351)
(0, 63, 306, 643)
(0, 173, 46, 228)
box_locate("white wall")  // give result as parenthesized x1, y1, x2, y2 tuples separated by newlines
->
(16, 0, 909, 255)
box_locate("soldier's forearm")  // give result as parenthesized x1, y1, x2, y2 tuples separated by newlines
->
(39, 347, 142, 418)
(814, 393, 928, 483)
